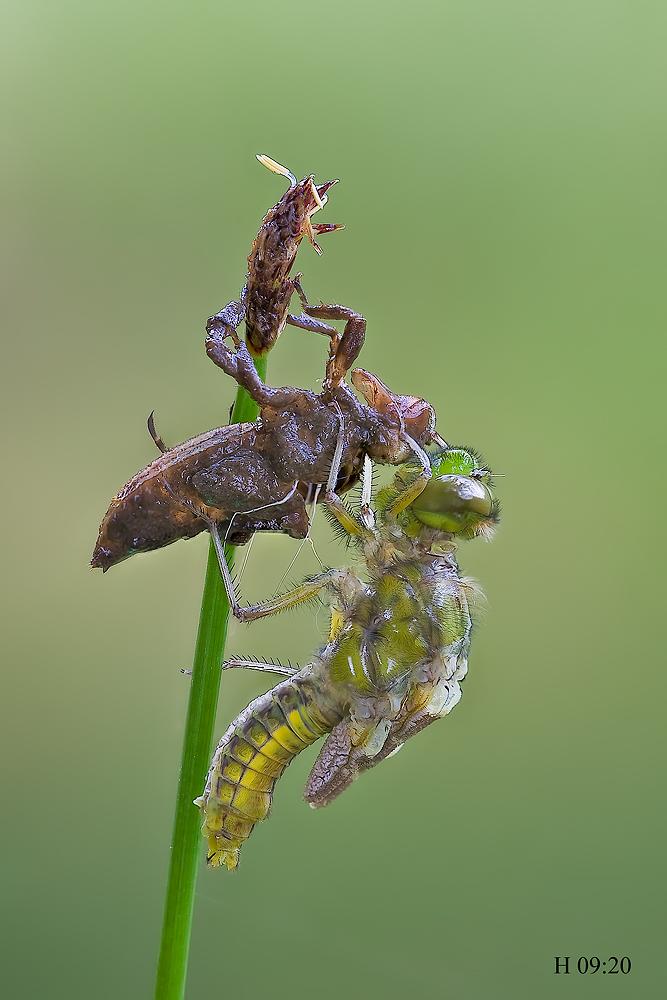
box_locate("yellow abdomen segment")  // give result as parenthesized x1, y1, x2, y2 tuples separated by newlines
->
(196, 678, 338, 870)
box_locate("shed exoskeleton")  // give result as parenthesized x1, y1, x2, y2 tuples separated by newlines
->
(206, 154, 344, 357)
(197, 447, 499, 869)
(92, 155, 442, 571)
(92, 282, 439, 570)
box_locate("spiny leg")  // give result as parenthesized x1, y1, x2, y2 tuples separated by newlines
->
(157, 480, 242, 616)
(160, 478, 362, 627)
(159, 433, 348, 624)
(164, 480, 342, 623)
(222, 657, 298, 677)
(384, 434, 432, 517)
(158, 482, 329, 622)
(236, 525, 257, 580)
(230, 564, 343, 623)
(324, 495, 370, 539)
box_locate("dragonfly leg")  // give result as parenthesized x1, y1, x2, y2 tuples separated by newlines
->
(324, 494, 369, 539)
(222, 657, 299, 677)
(157, 479, 245, 615)
(161, 497, 328, 626)
(384, 434, 432, 517)
(324, 479, 376, 543)
(232, 567, 343, 623)
(165, 477, 344, 624)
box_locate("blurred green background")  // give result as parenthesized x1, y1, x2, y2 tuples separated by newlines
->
(2, 1, 665, 997)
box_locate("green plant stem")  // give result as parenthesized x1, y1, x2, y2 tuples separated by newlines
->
(155, 355, 267, 1000)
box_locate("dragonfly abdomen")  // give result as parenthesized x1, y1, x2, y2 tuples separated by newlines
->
(197, 675, 341, 870)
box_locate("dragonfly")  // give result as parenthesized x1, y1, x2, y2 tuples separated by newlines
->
(196, 445, 499, 869)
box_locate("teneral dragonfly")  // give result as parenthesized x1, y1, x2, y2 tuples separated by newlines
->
(197, 446, 499, 869)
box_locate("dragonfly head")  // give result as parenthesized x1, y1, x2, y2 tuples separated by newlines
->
(410, 448, 499, 540)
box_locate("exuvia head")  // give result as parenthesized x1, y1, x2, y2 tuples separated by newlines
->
(351, 368, 437, 446)
(256, 154, 342, 254)
(409, 448, 499, 540)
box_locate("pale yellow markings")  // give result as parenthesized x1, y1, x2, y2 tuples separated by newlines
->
(247, 722, 270, 747)
(227, 746, 275, 775)
(254, 737, 293, 765)
(212, 779, 236, 807)
(223, 813, 253, 839)
(238, 766, 275, 792)
(284, 708, 319, 744)
(230, 785, 272, 822)
(204, 809, 225, 832)
(329, 608, 345, 640)
(266, 722, 307, 754)
(215, 778, 236, 809)
(229, 738, 257, 764)
(406, 684, 432, 714)
(222, 759, 244, 783)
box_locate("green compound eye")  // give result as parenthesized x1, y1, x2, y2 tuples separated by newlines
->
(412, 474, 494, 533)
(429, 448, 479, 478)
